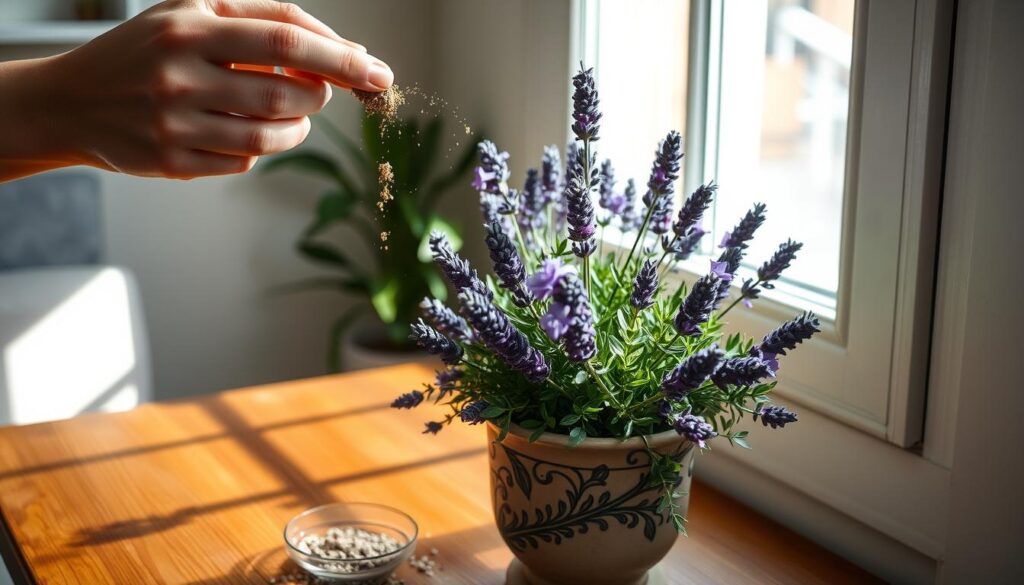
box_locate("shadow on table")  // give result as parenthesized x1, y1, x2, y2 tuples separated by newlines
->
(64, 396, 484, 548)
(182, 521, 509, 585)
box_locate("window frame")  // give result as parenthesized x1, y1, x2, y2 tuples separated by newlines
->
(572, 0, 956, 560)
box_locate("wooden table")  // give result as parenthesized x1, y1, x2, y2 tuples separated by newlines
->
(0, 364, 879, 584)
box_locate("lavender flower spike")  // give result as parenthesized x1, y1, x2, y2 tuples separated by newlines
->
(598, 159, 616, 209)
(620, 179, 642, 231)
(711, 357, 772, 389)
(646, 131, 683, 200)
(674, 413, 716, 448)
(472, 140, 510, 195)
(754, 404, 799, 429)
(565, 147, 597, 257)
(410, 319, 464, 365)
(428, 231, 492, 300)
(758, 312, 821, 356)
(571, 64, 602, 142)
(719, 202, 767, 249)
(661, 346, 724, 401)
(672, 226, 706, 261)
(484, 221, 532, 307)
(391, 390, 424, 409)
(674, 182, 717, 238)
(649, 193, 674, 235)
(459, 290, 550, 382)
(630, 259, 659, 310)
(519, 169, 545, 235)
(420, 297, 472, 342)
(547, 273, 597, 362)
(541, 145, 562, 198)
(460, 401, 490, 425)
(674, 273, 722, 336)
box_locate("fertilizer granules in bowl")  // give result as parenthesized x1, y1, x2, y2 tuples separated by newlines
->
(297, 526, 402, 570)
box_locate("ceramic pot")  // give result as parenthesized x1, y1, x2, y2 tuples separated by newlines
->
(487, 423, 695, 585)
(338, 321, 440, 372)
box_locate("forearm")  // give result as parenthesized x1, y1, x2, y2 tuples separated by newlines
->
(0, 56, 85, 181)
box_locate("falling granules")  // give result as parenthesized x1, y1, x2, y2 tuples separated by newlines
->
(378, 161, 395, 250)
(353, 86, 406, 120)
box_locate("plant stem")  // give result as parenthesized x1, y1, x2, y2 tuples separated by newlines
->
(609, 200, 657, 303)
(461, 358, 493, 373)
(718, 279, 759, 318)
(583, 360, 623, 411)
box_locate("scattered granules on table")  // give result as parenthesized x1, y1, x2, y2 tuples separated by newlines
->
(408, 551, 441, 577)
(353, 85, 406, 120)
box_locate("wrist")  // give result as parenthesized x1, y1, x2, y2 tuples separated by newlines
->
(0, 55, 86, 168)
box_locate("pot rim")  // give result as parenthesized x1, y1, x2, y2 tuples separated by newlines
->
(487, 421, 688, 450)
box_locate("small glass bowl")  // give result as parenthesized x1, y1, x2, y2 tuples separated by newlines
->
(283, 502, 418, 583)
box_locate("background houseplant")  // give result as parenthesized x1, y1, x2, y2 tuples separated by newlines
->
(391, 65, 819, 584)
(265, 114, 478, 371)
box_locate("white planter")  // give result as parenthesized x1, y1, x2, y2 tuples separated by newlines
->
(338, 321, 440, 372)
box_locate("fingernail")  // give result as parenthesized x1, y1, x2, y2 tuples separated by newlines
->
(323, 82, 333, 106)
(367, 59, 394, 90)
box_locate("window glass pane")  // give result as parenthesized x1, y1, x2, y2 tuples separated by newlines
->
(591, 1, 688, 198)
(715, 0, 854, 303)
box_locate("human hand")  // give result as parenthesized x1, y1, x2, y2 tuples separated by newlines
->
(2, 0, 392, 180)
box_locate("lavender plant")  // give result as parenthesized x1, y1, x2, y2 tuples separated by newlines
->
(392, 64, 820, 533)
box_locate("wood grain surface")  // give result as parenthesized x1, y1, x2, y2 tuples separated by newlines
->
(0, 363, 880, 584)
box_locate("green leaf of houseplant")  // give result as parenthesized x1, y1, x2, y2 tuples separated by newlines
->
(297, 241, 351, 268)
(370, 277, 400, 324)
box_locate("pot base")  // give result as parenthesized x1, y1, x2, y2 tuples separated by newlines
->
(505, 559, 666, 585)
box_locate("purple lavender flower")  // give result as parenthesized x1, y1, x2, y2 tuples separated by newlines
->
(661, 346, 724, 400)
(741, 239, 804, 302)
(429, 231, 492, 300)
(598, 159, 616, 209)
(526, 259, 577, 301)
(710, 260, 734, 284)
(547, 273, 597, 362)
(540, 302, 572, 341)
(630, 259, 659, 310)
(571, 64, 602, 142)
(473, 140, 510, 195)
(459, 400, 490, 425)
(711, 357, 772, 389)
(719, 203, 767, 249)
(420, 298, 472, 342)
(391, 390, 424, 409)
(542, 145, 561, 198)
(519, 168, 545, 235)
(620, 179, 643, 232)
(649, 194, 674, 235)
(410, 319, 464, 365)
(714, 246, 744, 302)
(484, 221, 532, 307)
(646, 131, 683, 199)
(674, 273, 722, 336)
(671, 226, 706, 261)
(674, 183, 716, 238)
(435, 367, 464, 394)
(758, 312, 820, 355)
(459, 290, 550, 382)
(754, 404, 799, 429)
(657, 399, 675, 422)
(673, 413, 716, 448)
(565, 149, 597, 257)
(423, 421, 444, 435)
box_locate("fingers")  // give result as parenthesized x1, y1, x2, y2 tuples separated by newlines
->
(178, 112, 311, 157)
(201, 17, 393, 91)
(160, 150, 257, 179)
(203, 67, 331, 119)
(206, 0, 367, 52)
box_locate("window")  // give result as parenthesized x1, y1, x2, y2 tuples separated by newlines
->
(576, 0, 955, 560)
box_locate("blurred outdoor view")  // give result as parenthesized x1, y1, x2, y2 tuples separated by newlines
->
(594, 0, 855, 317)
